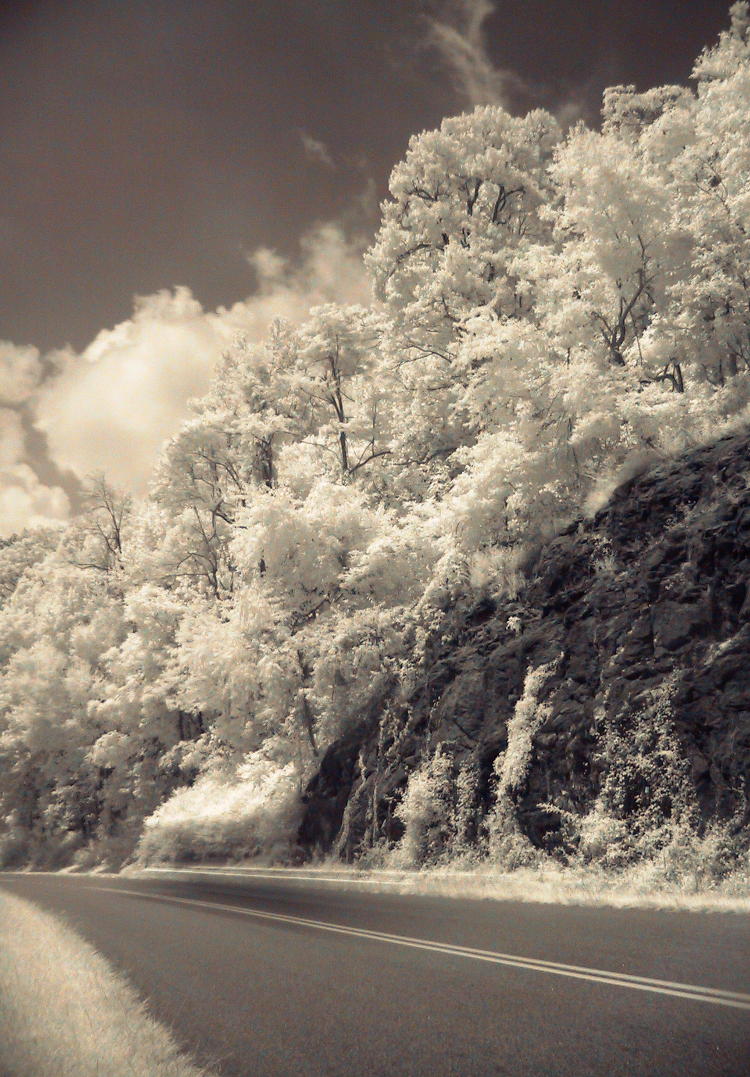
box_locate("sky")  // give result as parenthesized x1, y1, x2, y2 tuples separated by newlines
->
(0, 0, 737, 533)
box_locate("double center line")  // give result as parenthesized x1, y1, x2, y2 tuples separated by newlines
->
(96, 886, 750, 1010)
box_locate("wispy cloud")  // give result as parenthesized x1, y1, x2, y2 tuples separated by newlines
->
(425, 0, 527, 109)
(298, 129, 335, 168)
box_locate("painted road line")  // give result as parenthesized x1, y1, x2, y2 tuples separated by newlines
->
(95, 887, 750, 1010)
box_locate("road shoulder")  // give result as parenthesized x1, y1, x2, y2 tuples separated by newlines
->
(0, 888, 217, 1077)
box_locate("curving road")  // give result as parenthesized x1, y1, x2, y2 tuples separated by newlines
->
(2, 869, 749, 1076)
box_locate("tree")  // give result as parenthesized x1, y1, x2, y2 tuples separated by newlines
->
(63, 475, 132, 575)
(365, 106, 561, 482)
(293, 304, 390, 481)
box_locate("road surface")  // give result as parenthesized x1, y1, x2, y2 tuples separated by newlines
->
(1, 869, 749, 1076)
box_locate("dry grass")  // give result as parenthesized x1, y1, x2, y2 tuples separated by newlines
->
(137, 861, 750, 914)
(0, 888, 217, 1077)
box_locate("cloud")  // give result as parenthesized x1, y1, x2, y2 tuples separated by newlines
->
(0, 408, 26, 468)
(0, 346, 70, 536)
(0, 462, 69, 537)
(553, 93, 589, 131)
(0, 340, 43, 406)
(425, 0, 527, 109)
(240, 221, 371, 330)
(34, 288, 227, 494)
(31, 222, 371, 497)
(0, 406, 69, 537)
(298, 130, 335, 168)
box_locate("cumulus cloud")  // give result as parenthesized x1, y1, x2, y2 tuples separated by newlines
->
(242, 221, 372, 323)
(0, 408, 26, 467)
(0, 345, 70, 536)
(0, 462, 69, 536)
(425, 0, 527, 109)
(32, 222, 371, 496)
(554, 93, 589, 131)
(298, 130, 335, 168)
(34, 287, 227, 494)
(0, 340, 43, 406)
(0, 406, 69, 537)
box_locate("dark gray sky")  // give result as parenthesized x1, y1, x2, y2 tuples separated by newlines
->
(0, 0, 735, 352)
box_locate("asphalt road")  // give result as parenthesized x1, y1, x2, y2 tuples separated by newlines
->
(2, 869, 749, 1076)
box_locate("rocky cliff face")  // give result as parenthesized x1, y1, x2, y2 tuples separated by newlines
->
(299, 429, 750, 866)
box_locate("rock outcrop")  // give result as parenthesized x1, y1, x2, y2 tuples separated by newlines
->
(299, 429, 750, 863)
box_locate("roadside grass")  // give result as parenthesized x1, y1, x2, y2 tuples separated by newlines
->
(0, 888, 217, 1077)
(132, 860, 750, 914)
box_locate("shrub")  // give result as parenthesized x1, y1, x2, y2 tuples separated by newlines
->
(137, 754, 302, 864)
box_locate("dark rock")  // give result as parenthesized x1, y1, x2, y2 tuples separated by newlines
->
(299, 428, 750, 860)
(652, 599, 710, 653)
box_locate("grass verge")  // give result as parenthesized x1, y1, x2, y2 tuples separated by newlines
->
(0, 888, 216, 1077)
(132, 860, 750, 914)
